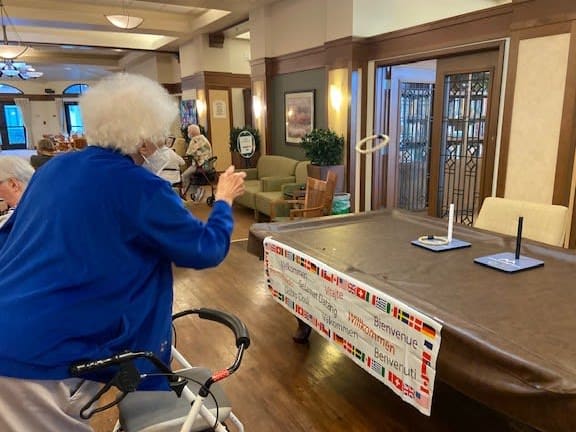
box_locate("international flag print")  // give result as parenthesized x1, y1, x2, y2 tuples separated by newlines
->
(277, 292, 284, 301)
(285, 249, 294, 261)
(415, 390, 430, 408)
(295, 304, 313, 321)
(355, 287, 370, 302)
(421, 323, 436, 339)
(393, 306, 411, 325)
(388, 370, 403, 392)
(403, 383, 415, 398)
(422, 351, 432, 367)
(333, 332, 345, 346)
(315, 320, 331, 337)
(285, 297, 294, 310)
(424, 340, 433, 351)
(408, 315, 423, 331)
(367, 357, 385, 377)
(343, 340, 353, 354)
(353, 347, 365, 362)
(340, 281, 354, 295)
(371, 295, 391, 313)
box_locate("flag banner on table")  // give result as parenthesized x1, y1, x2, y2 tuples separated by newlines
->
(264, 237, 442, 416)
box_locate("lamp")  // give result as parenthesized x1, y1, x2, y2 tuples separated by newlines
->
(0, 1, 28, 59)
(0, 60, 43, 79)
(105, 1, 144, 30)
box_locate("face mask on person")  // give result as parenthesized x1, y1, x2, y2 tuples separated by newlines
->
(140, 141, 169, 175)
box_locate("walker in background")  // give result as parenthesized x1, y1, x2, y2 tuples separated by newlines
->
(70, 308, 250, 432)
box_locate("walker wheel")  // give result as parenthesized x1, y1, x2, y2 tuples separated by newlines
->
(206, 195, 215, 207)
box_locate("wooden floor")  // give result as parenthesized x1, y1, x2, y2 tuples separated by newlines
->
(91, 201, 520, 432)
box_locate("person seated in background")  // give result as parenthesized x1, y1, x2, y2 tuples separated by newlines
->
(181, 124, 213, 202)
(140, 138, 185, 187)
(0, 156, 35, 228)
(30, 138, 56, 169)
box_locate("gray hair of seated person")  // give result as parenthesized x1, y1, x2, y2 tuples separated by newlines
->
(0, 156, 35, 185)
(187, 124, 201, 138)
(80, 73, 179, 155)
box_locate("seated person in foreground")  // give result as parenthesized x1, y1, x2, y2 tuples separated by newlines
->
(181, 124, 212, 202)
(0, 156, 35, 228)
(30, 138, 55, 169)
(140, 139, 185, 186)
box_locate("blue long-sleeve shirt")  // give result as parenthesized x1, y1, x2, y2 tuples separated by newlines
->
(0, 146, 233, 386)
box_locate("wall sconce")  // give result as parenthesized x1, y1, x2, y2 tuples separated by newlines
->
(330, 84, 343, 112)
(196, 99, 206, 116)
(252, 96, 263, 119)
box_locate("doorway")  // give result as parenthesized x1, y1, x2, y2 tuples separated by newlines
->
(373, 49, 502, 225)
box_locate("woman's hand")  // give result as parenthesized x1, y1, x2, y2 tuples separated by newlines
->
(215, 165, 246, 206)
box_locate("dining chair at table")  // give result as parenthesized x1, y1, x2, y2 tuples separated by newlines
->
(473, 197, 569, 247)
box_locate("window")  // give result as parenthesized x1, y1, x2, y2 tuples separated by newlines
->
(0, 84, 23, 94)
(63, 83, 89, 134)
(0, 85, 25, 149)
(64, 102, 84, 135)
(63, 84, 89, 95)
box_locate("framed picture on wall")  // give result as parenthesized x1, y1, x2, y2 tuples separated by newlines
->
(180, 99, 198, 126)
(285, 90, 314, 144)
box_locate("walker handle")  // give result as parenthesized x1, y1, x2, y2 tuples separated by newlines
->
(172, 308, 250, 349)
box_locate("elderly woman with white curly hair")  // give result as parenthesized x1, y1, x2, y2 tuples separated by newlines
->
(0, 73, 246, 432)
(0, 156, 34, 228)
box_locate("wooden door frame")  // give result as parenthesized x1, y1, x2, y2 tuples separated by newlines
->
(370, 41, 506, 214)
(428, 47, 504, 218)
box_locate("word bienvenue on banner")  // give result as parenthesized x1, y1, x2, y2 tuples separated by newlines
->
(264, 237, 442, 416)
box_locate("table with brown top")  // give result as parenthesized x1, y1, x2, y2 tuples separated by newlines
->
(248, 209, 576, 432)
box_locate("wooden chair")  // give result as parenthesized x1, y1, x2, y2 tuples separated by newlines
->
(271, 170, 337, 221)
(473, 197, 568, 247)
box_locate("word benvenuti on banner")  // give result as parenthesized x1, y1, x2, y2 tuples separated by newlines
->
(264, 238, 442, 415)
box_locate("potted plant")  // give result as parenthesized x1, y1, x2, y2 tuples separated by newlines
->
(300, 128, 345, 192)
(230, 126, 261, 168)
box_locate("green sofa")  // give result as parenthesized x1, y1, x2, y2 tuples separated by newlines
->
(254, 160, 309, 219)
(235, 155, 305, 219)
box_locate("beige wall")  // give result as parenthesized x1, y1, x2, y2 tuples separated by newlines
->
(208, 89, 232, 168)
(250, 0, 512, 59)
(180, 35, 250, 76)
(353, 0, 511, 37)
(504, 33, 570, 203)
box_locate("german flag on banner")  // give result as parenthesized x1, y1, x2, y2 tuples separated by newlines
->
(421, 323, 436, 339)
(333, 332, 345, 346)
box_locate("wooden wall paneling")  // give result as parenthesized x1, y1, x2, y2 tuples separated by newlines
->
(553, 23, 576, 207)
(363, 5, 512, 64)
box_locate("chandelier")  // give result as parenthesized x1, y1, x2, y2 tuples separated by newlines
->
(0, 1, 28, 59)
(0, 60, 42, 79)
(105, 1, 144, 30)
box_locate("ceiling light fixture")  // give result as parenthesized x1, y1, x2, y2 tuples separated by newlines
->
(0, 1, 28, 59)
(105, 1, 144, 30)
(0, 60, 43, 80)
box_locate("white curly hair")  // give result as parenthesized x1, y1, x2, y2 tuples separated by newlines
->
(80, 73, 179, 155)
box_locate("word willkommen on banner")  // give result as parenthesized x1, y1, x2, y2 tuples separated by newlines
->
(264, 238, 442, 415)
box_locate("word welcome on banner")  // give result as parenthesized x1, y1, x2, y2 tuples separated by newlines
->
(264, 237, 442, 415)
